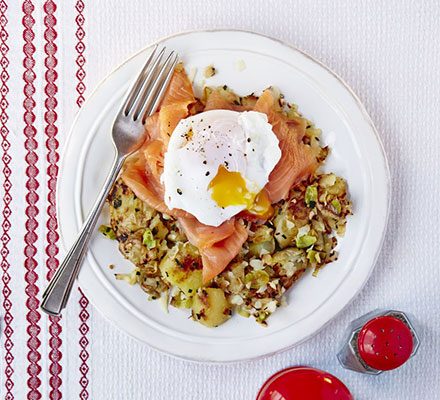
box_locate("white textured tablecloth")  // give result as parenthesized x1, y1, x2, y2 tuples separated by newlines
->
(1, 1, 440, 399)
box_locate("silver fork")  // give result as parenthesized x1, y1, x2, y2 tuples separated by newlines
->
(41, 46, 178, 316)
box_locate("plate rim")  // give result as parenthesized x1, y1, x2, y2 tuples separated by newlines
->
(57, 28, 391, 363)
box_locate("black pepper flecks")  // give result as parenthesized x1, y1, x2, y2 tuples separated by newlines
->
(205, 171, 210, 176)
(203, 160, 207, 165)
(177, 188, 183, 195)
(247, 138, 251, 143)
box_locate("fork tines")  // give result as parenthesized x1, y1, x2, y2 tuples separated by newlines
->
(122, 45, 178, 122)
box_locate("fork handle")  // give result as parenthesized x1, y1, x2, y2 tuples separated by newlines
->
(41, 153, 126, 316)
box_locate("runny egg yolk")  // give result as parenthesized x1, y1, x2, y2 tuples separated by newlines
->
(208, 165, 273, 219)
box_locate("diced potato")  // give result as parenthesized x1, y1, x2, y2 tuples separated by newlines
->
(159, 247, 202, 297)
(192, 288, 231, 327)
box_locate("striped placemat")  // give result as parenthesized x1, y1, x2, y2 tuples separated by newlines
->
(1, 1, 439, 399)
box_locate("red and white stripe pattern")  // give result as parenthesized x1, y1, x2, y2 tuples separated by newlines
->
(22, 0, 43, 399)
(0, 1, 91, 398)
(75, 1, 91, 399)
(0, 0, 103, 395)
(43, 0, 63, 398)
(0, 0, 14, 398)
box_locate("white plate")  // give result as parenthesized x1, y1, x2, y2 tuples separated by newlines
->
(58, 30, 390, 363)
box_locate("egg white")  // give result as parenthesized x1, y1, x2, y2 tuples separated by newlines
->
(162, 110, 281, 226)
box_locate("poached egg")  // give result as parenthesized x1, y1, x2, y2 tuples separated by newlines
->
(162, 110, 281, 226)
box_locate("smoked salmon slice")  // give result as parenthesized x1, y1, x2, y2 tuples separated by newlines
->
(122, 141, 189, 218)
(254, 89, 318, 202)
(144, 112, 160, 141)
(199, 221, 248, 284)
(122, 156, 190, 219)
(160, 64, 195, 108)
(157, 64, 196, 143)
(178, 216, 236, 249)
(122, 152, 168, 214)
(122, 66, 316, 283)
(178, 216, 247, 283)
(122, 64, 196, 217)
(204, 87, 256, 112)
